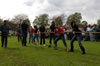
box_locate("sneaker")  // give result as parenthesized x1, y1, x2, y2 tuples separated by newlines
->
(43, 44, 46, 47)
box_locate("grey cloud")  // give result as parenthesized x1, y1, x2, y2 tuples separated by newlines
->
(24, 0, 100, 23)
(24, 0, 46, 7)
(48, 0, 64, 7)
(24, 0, 34, 6)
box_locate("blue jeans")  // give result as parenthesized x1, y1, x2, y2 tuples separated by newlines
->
(85, 33, 90, 41)
(33, 33, 39, 43)
(71, 35, 85, 52)
(54, 34, 67, 48)
(29, 34, 33, 43)
(18, 34, 22, 42)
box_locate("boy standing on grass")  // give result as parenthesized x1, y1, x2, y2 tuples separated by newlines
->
(0, 20, 9, 48)
(54, 24, 68, 51)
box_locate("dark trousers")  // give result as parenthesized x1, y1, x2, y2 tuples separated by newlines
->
(1, 35, 8, 48)
(54, 34, 67, 48)
(49, 33, 55, 45)
(40, 33, 45, 45)
(18, 35, 22, 42)
(33, 33, 39, 43)
(22, 32, 27, 46)
(71, 35, 85, 53)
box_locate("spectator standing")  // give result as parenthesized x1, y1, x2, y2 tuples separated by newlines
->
(0, 20, 9, 48)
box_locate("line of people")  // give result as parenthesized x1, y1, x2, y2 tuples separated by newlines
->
(0, 20, 86, 54)
(19, 20, 86, 54)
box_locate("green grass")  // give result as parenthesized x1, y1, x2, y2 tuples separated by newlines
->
(0, 37, 100, 66)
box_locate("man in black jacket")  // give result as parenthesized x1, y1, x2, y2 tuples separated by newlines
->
(21, 20, 29, 46)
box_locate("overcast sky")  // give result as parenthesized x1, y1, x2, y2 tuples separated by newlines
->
(0, 0, 100, 24)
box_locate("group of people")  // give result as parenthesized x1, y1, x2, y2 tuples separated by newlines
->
(18, 20, 86, 54)
(0, 20, 86, 54)
(83, 24, 100, 41)
(64, 24, 100, 41)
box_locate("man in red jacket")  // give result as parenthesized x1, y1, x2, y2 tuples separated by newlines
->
(54, 24, 68, 51)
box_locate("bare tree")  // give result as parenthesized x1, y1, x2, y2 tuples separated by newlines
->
(11, 14, 30, 28)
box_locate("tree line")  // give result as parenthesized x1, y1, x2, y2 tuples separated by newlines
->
(0, 12, 100, 31)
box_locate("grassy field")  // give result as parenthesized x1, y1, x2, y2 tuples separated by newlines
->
(0, 37, 100, 66)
